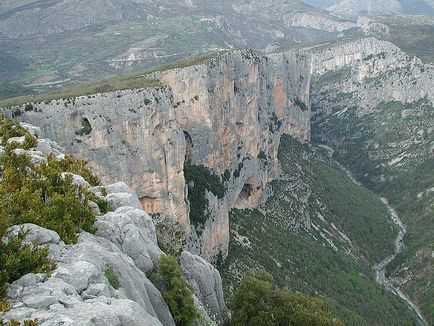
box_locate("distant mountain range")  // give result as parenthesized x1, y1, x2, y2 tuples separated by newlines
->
(302, 0, 434, 15)
(0, 0, 357, 98)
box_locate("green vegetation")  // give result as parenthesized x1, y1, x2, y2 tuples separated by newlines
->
(104, 267, 120, 289)
(0, 115, 107, 304)
(220, 135, 417, 325)
(153, 214, 187, 257)
(0, 75, 162, 108)
(312, 98, 434, 324)
(142, 51, 221, 75)
(0, 230, 55, 300)
(377, 15, 434, 64)
(1, 319, 39, 326)
(75, 118, 92, 136)
(295, 97, 309, 111)
(150, 255, 198, 326)
(311, 66, 352, 88)
(229, 270, 343, 326)
(184, 162, 226, 229)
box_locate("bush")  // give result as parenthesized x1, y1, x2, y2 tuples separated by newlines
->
(151, 255, 198, 325)
(74, 118, 92, 136)
(0, 115, 28, 145)
(104, 267, 120, 289)
(2, 320, 39, 326)
(0, 115, 107, 309)
(229, 270, 343, 326)
(0, 230, 55, 299)
(153, 214, 186, 256)
(0, 152, 99, 244)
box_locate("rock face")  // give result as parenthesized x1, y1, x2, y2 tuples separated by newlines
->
(307, 37, 434, 113)
(3, 200, 225, 325)
(289, 11, 356, 32)
(4, 217, 173, 326)
(180, 251, 226, 323)
(7, 49, 311, 260)
(1, 130, 227, 325)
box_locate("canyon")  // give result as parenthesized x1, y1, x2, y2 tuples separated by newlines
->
(2, 33, 433, 324)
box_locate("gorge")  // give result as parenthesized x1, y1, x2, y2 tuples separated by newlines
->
(1, 32, 433, 325)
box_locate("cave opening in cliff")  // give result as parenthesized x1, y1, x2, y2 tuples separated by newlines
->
(183, 131, 194, 162)
(239, 183, 254, 201)
(235, 176, 262, 209)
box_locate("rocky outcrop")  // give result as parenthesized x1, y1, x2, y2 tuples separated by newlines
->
(307, 37, 434, 112)
(1, 129, 226, 325)
(357, 17, 389, 38)
(6, 49, 311, 261)
(288, 11, 356, 33)
(3, 216, 173, 326)
(180, 251, 226, 324)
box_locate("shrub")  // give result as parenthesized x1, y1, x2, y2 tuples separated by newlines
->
(24, 103, 33, 112)
(229, 270, 343, 326)
(22, 134, 37, 150)
(0, 115, 107, 308)
(151, 255, 198, 325)
(104, 267, 120, 289)
(0, 230, 55, 299)
(2, 320, 39, 326)
(0, 115, 28, 145)
(0, 153, 98, 244)
(153, 214, 186, 256)
(74, 118, 92, 136)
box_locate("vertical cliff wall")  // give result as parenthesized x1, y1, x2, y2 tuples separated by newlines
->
(4, 49, 311, 260)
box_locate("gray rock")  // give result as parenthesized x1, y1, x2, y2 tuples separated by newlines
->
(21, 295, 58, 309)
(7, 136, 26, 145)
(5, 220, 174, 325)
(143, 278, 176, 326)
(7, 223, 61, 246)
(180, 251, 226, 323)
(13, 273, 47, 288)
(81, 283, 111, 299)
(20, 122, 42, 137)
(61, 172, 91, 188)
(96, 206, 161, 273)
(36, 138, 63, 156)
(105, 182, 142, 210)
(53, 261, 101, 293)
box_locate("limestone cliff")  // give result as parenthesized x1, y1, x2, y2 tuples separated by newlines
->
(307, 37, 434, 112)
(5, 49, 311, 261)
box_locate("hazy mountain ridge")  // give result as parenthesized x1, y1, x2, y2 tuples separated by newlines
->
(0, 0, 355, 99)
(303, 0, 434, 15)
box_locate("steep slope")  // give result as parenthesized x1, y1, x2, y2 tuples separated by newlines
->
(220, 135, 418, 325)
(310, 37, 434, 324)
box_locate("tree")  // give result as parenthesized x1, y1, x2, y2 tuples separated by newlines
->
(229, 270, 344, 326)
(151, 255, 199, 325)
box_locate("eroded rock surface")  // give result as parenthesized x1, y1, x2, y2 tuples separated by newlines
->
(7, 49, 311, 260)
